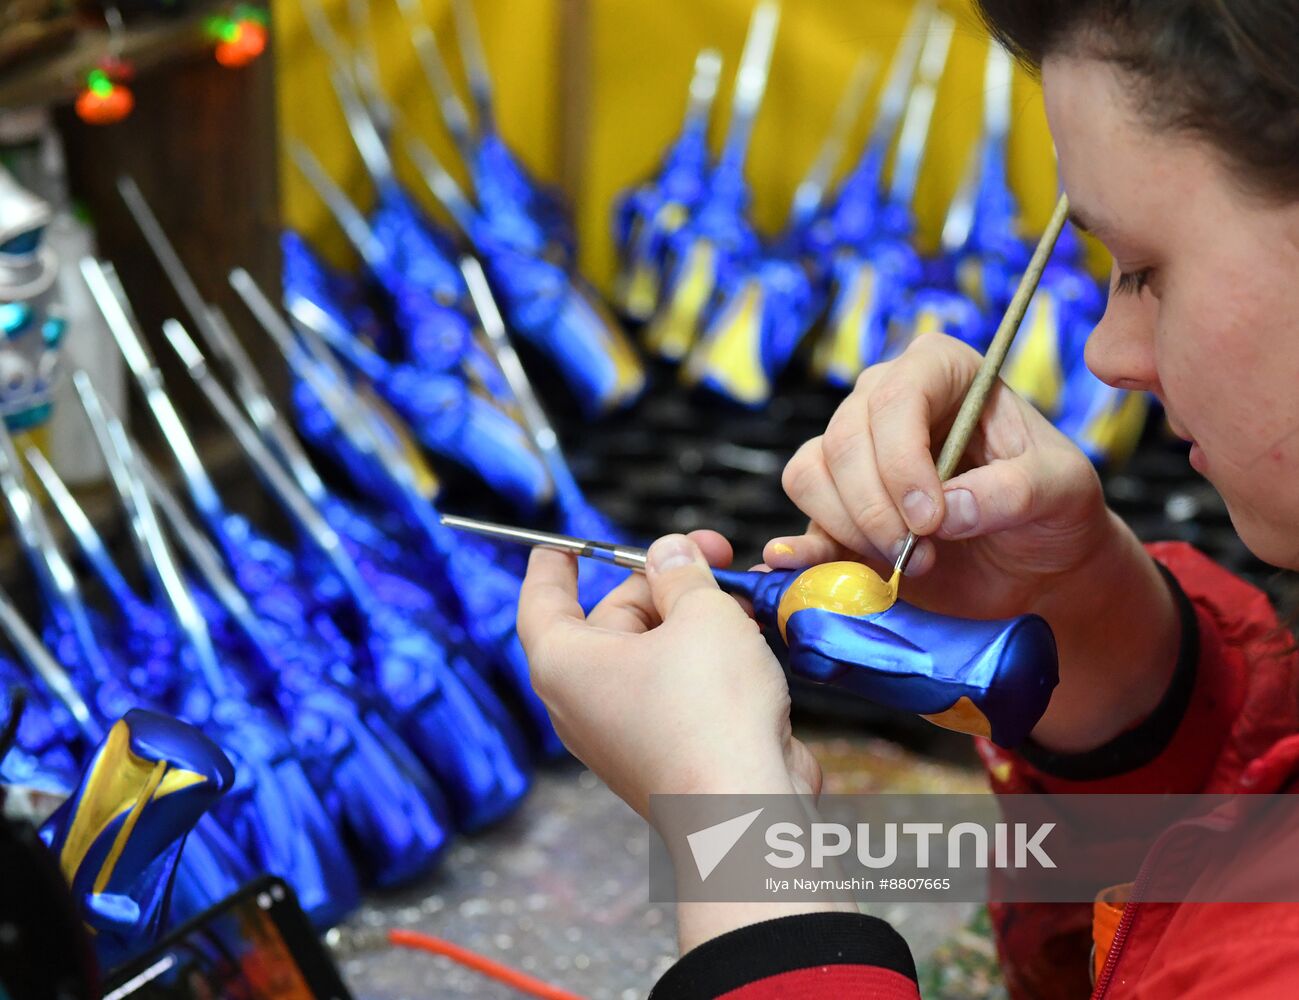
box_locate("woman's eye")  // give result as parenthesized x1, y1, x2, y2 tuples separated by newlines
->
(1114, 268, 1153, 297)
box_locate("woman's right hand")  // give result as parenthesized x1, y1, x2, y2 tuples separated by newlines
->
(770, 332, 1115, 619)
(769, 333, 1181, 751)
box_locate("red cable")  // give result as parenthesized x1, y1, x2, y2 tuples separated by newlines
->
(387, 928, 588, 1000)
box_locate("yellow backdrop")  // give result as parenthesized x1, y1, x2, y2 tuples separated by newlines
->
(273, 0, 1104, 291)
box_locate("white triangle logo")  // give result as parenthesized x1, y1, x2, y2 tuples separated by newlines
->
(686, 808, 764, 882)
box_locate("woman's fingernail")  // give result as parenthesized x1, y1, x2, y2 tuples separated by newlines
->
(941, 489, 979, 536)
(908, 538, 933, 576)
(901, 489, 935, 530)
(770, 542, 795, 557)
(649, 534, 697, 573)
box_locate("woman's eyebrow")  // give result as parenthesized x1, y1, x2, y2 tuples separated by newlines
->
(1066, 206, 1121, 245)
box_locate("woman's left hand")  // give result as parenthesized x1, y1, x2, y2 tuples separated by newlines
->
(517, 531, 822, 821)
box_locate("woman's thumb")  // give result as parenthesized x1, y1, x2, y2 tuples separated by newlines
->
(645, 534, 720, 620)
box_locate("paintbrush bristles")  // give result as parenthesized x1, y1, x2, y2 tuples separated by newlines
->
(934, 192, 1071, 482)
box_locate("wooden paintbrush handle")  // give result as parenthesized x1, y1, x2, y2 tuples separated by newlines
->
(935, 193, 1071, 481)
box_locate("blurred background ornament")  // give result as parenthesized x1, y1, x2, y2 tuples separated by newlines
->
(74, 7, 134, 126)
(207, 4, 269, 69)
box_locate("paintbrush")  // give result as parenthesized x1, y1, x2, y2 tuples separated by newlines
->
(889, 193, 1071, 591)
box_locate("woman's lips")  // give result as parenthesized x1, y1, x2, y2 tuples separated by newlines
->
(1168, 415, 1205, 470)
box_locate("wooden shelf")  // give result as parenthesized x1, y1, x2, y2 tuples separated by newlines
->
(0, 3, 229, 111)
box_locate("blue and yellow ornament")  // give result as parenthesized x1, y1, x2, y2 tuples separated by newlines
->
(715, 562, 1058, 748)
(39, 710, 233, 969)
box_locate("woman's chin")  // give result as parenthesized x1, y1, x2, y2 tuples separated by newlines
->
(1227, 506, 1299, 571)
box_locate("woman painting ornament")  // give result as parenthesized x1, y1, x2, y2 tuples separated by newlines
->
(519, 1, 1299, 996)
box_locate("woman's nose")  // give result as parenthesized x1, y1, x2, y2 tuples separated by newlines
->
(1084, 271, 1161, 394)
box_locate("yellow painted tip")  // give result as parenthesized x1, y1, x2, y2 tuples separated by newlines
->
(776, 561, 897, 640)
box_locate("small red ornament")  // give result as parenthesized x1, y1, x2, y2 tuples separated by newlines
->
(75, 68, 134, 126)
(215, 19, 268, 69)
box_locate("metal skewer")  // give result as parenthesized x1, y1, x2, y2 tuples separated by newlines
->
(440, 514, 649, 571)
(891, 192, 1072, 582)
(117, 177, 329, 502)
(395, 0, 476, 159)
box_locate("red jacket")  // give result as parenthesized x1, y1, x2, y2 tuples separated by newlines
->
(651, 543, 1299, 999)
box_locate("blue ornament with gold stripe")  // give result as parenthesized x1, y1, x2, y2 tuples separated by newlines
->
(1000, 223, 1107, 421)
(38, 709, 233, 970)
(808, 9, 955, 390)
(642, 2, 778, 366)
(682, 50, 880, 408)
(0, 507, 250, 939)
(643, 153, 762, 366)
(0, 543, 250, 942)
(682, 254, 816, 409)
(812, 241, 924, 388)
(613, 48, 722, 322)
(713, 562, 1058, 749)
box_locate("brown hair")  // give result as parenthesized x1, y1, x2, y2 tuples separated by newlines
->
(975, 1, 1299, 199)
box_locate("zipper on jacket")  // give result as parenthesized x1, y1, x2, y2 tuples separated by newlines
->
(1093, 862, 1151, 997)
(1091, 813, 1229, 997)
